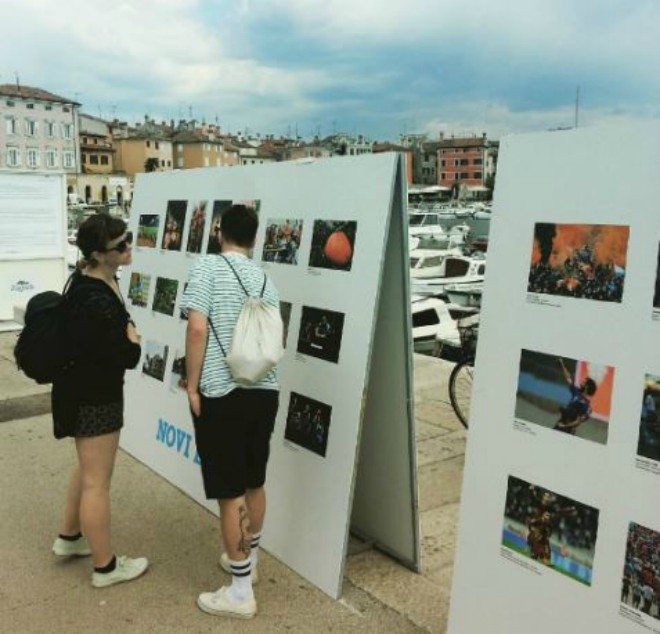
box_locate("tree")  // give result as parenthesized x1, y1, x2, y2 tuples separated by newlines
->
(144, 157, 159, 172)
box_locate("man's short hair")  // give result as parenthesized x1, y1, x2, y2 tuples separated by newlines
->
(220, 204, 259, 247)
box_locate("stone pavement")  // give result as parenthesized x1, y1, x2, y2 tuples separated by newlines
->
(0, 332, 466, 633)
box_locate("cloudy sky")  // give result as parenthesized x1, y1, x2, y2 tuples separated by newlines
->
(1, 0, 657, 140)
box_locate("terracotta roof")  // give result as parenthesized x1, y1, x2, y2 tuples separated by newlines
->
(0, 84, 80, 105)
(170, 130, 221, 144)
(438, 137, 486, 149)
(373, 142, 411, 153)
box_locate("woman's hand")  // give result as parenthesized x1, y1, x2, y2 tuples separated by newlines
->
(126, 322, 141, 344)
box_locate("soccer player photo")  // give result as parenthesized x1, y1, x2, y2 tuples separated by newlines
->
(207, 200, 232, 255)
(620, 522, 659, 621)
(262, 218, 303, 265)
(308, 220, 357, 271)
(527, 223, 629, 303)
(296, 306, 345, 364)
(515, 349, 614, 445)
(637, 375, 660, 463)
(280, 301, 292, 348)
(502, 475, 600, 586)
(161, 200, 187, 251)
(137, 214, 160, 248)
(152, 277, 179, 317)
(284, 392, 332, 458)
(142, 340, 169, 382)
(127, 272, 151, 308)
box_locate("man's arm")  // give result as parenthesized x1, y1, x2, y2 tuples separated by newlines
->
(186, 310, 208, 416)
(557, 357, 573, 385)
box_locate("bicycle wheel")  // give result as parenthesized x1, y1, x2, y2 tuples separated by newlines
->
(449, 361, 474, 429)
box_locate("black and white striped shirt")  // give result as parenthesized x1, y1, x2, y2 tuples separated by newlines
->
(181, 252, 280, 397)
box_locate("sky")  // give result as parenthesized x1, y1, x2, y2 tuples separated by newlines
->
(0, 0, 658, 140)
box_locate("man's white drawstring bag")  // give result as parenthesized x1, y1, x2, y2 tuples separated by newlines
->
(209, 255, 284, 384)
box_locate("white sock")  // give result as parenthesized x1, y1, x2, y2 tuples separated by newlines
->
(250, 532, 261, 569)
(227, 557, 253, 602)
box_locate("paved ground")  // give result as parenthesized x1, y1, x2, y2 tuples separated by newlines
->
(0, 332, 467, 633)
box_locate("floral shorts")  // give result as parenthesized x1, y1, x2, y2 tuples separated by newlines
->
(75, 402, 123, 437)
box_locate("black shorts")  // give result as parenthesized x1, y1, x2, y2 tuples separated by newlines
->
(192, 388, 279, 499)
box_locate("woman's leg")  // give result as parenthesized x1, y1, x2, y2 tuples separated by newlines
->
(75, 431, 120, 568)
(60, 463, 82, 536)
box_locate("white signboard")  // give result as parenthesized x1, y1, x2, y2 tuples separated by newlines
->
(120, 154, 419, 598)
(448, 124, 660, 633)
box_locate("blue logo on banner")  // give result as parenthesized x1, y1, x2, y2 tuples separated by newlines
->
(156, 418, 201, 464)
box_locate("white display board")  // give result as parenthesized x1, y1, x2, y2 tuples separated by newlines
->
(0, 172, 67, 323)
(120, 154, 419, 598)
(448, 123, 660, 633)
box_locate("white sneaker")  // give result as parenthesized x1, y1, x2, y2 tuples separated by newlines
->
(197, 586, 256, 619)
(91, 555, 149, 588)
(219, 552, 259, 584)
(52, 536, 92, 557)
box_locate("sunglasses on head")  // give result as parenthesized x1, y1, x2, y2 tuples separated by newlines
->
(102, 231, 133, 253)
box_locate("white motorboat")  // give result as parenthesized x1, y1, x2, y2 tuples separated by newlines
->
(411, 255, 487, 297)
(410, 244, 463, 279)
(411, 296, 460, 354)
(444, 282, 483, 308)
(408, 211, 447, 240)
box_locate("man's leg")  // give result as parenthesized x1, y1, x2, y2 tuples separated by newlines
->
(219, 496, 253, 603)
(245, 487, 266, 569)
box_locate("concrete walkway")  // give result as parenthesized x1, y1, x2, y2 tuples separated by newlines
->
(0, 333, 466, 633)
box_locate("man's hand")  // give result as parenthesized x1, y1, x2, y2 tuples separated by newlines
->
(126, 322, 141, 344)
(188, 390, 201, 418)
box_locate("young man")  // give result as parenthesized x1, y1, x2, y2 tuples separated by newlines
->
(182, 204, 280, 619)
(553, 357, 597, 435)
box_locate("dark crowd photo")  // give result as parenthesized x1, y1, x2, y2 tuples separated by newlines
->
(296, 306, 345, 364)
(621, 522, 659, 620)
(161, 200, 187, 251)
(179, 283, 189, 320)
(152, 277, 179, 317)
(284, 392, 332, 458)
(528, 223, 629, 303)
(207, 200, 232, 254)
(142, 340, 169, 382)
(128, 272, 151, 308)
(515, 349, 613, 445)
(262, 218, 303, 265)
(170, 350, 187, 392)
(186, 200, 207, 254)
(502, 475, 600, 586)
(280, 301, 292, 348)
(308, 220, 357, 271)
(137, 214, 160, 248)
(637, 375, 660, 462)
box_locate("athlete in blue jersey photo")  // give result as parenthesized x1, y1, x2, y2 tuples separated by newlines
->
(553, 357, 597, 435)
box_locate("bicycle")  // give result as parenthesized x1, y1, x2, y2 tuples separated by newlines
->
(448, 315, 479, 429)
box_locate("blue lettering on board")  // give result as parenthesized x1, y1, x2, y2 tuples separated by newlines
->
(155, 418, 198, 465)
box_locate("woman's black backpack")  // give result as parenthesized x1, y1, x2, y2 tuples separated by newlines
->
(14, 277, 77, 384)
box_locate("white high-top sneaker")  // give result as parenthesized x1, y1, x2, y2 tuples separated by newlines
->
(197, 586, 257, 619)
(91, 555, 149, 588)
(52, 535, 92, 557)
(219, 552, 259, 584)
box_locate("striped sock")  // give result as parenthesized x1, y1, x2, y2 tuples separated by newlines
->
(250, 532, 261, 568)
(227, 557, 253, 602)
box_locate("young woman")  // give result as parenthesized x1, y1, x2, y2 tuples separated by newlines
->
(51, 213, 149, 587)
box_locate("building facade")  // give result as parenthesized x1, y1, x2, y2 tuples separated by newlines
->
(0, 84, 80, 173)
(114, 135, 173, 177)
(171, 131, 239, 169)
(437, 133, 498, 197)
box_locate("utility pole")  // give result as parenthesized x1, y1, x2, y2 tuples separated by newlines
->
(574, 85, 580, 129)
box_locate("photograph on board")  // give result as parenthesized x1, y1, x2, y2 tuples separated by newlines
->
(527, 223, 629, 303)
(137, 214, 159, 248)
(161, 200, 187, 251)
(296, 306, 345, 363)
(284, 392, 332, 458)
(308, 220, 357, 271)
(186, 200, 207, 254)
(280, 301, 292, 348)
(515, 349, 614, 445)
(170, 350, 187, 392)
(502, 475, 599, 586)
(654, 242, 660, 315)
(262, 218, 303, 264)
(620, 522, 659, 621)
(207, 200, 232, 254)
(127, 272, 151, 308)
(637, 375, 660, 463)
(142, 340, 169, 382)
(152, 277, 179, 316)
(179, 283, 189, 321)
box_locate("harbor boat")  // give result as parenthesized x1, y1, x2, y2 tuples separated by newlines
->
(411, 296, 460, 354)
(411, 255, 487, 297)
(408, 211, 447, 240)
(444, 282, 483, 308)
(410, 245, 463, 279)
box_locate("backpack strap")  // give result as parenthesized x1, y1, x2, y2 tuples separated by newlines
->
(260, 274, 267, 298)
(208, 317, 227, 357)
(220, 254, 250, 296)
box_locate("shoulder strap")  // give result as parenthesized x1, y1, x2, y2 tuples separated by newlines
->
(260, 274, 267, 298)
(208, 317, 227, 357)
(220, 254, 249, 296)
